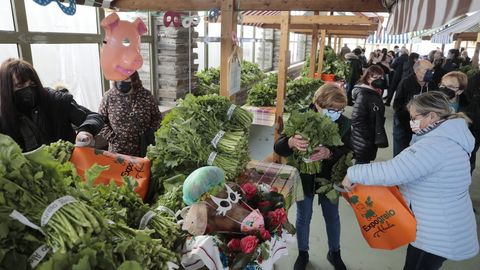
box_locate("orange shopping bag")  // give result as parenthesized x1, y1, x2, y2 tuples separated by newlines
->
(70, 147, 150, 200)
(338, 184, 416, 250)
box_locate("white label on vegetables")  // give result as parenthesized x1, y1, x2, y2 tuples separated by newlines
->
(28, 244, 49, 268)
(302, 157, 314, 164)
(41, 196, 77, 227)
(9, 210, 43, 233)
(227, 104, 237, 120)
(207, 152, 218, 165)
(139, 210, 157, 229)
(211, 130, 225, 149)
(156, 205, 176, 217)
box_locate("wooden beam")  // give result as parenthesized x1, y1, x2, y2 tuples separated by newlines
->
(219, 0, 237, 97)
(454, 32, 479, 41)
(261, 24, 378, 31)
(308, 11, 320, 78)
(292, 29, 372, 36)
(274, 11, 291, 162)
(241, 15, 377, 25)
(317, 29, 327, 74)
(110, 0, 386, 12)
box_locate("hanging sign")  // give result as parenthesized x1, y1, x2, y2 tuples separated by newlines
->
(228, 44, 242, 96)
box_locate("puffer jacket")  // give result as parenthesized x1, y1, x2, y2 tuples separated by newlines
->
(351, 84, 386, 162)
(347, 118, 479, 260)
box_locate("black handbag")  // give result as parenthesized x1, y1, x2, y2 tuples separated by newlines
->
(373, 103, 389, 148)
(139, 128, 155, 157)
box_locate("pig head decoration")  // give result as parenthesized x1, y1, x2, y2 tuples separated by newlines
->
(100, 13, 147, 81)
(182, 166, 264, 236)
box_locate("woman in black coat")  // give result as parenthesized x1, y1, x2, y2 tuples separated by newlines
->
(351, 65, 388, 164)
(0, 58, 104, 152)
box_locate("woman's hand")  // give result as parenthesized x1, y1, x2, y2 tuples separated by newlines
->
(288, 135, 309, 152)
(341, 175, 355, 192)
(75, 131, 95, 147)
(309, 146, 331, 161)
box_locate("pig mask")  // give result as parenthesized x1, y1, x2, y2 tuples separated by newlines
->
(100, 13, 147, 81)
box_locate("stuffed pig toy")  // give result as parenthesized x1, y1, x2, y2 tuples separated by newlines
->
(100, 12, 147, 81)
(181, 166, 264, 236)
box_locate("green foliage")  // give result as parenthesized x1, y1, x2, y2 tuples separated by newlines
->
(285, 77, 323, 112)
(195, 61, 265, 96)
(283, 110, 343, 174)
(459, 64, 480, 78)
(316, 152, 353, 203)
(246, 73, 279, 106)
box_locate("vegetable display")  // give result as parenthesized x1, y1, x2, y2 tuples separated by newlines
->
(283, 110, 343, 174)
(148, 94, 253, 192)
(195, 61, 265, 96)
(246, 73, 279, 107)
(316, 151, 353, 203)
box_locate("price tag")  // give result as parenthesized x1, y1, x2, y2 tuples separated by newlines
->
(211, 130, 225, 149)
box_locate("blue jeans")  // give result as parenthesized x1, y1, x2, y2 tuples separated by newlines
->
(296, 194, 340, 252)
(393, 114, 412, 157)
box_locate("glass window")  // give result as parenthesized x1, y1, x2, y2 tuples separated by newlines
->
(242, 42, 254, 62)
(0, 0, 14, 31)
(255, 41, 273, 71)
(243, 26, 254, 38)
(26, 1, 97, 33)
(208, 42, 221, 68)
(255, 27, 264, 39)
(208, 23, 221, 38)
(31, 44, 102, 111)
(264, 29, 274, 40)
(194, 12, 206, 37)
(195, 42, 205, 71)
(0, 44, 18, 62)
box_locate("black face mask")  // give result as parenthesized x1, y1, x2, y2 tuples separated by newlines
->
(14, 86, 37, 111)
(438, 86, 456, 100)
(116, 81, 132, 93)
(371, 78, 386, 89)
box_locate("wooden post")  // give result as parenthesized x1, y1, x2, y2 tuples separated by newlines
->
(308, 11, 319, 78)
(219, 0, 237, 97)
(317, 29, 327, 74)
(454, 38, 462, 49)
(472, 33, 480, 69)
(273, 11, 291, 163)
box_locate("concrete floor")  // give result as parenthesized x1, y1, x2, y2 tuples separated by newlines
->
(248, 105, 480, 270)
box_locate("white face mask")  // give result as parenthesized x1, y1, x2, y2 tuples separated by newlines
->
(410, 119, 422, 133)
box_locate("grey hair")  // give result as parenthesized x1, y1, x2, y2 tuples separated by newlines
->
(407, 91, 471, 124)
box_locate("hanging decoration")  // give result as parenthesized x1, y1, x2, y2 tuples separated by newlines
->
(182, 15, 200, 28)
(208, 8, 220, 23)
(99, 12, 148, 81)
(163, 11, 182, 28)
(32, 0, 76, 16)
(228, 32, 242, 96)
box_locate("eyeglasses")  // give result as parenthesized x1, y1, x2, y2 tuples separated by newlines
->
(410, 113, 427, 121)
(325, 108, 345, 114)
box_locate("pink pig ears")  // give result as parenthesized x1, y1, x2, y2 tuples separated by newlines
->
(100, 12, 120, 33)
(133, 18, 148, 35)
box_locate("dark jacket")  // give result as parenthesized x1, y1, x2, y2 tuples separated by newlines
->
(457, 81, 480, 172)
(274, 105, 352, 197)
(429, 64, 447, 90)
(2, 88, 104, 152)
(393, 73, 429, 133)
(351, 85, 387, 162)
(345, 53, 363, 87)
(388, 54, 408, 94)
(443, 58, 462, 72)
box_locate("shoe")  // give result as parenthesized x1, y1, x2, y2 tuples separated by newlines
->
(327, 250, 347, 270)
(293, 250, 309, 270)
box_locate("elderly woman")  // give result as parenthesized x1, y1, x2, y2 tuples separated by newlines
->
(342, 91, 479, 270)
(0, 58, 104, 151)
(274, 83, 352, 270)
(99, 71, 161, 157)
(439, 71, 480, 173)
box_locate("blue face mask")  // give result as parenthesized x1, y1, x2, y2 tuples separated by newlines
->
(323, 109, 341, 122)
(450, 102, 459, 113)
(423, 70, 433, 82)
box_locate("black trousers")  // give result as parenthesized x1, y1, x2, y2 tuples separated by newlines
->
(403, 244, 447, 270)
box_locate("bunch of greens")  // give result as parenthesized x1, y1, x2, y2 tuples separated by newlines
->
(459, 64, 480, 78)
(246, 73, 278, 106)
(148, 94, 252, 190)
(76, 165, 180, 250)
(283, 110, 343, 174)
(195, 61, 265, 96)
(333, 59, 350, 81)
(285, 77, 323, 112)
(322, 46, 339, 75)
(44, 140, 74, 164)
(316, 151, 353, 203)
(195, 67, 221, 96)
(0, 135, 106, 253)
